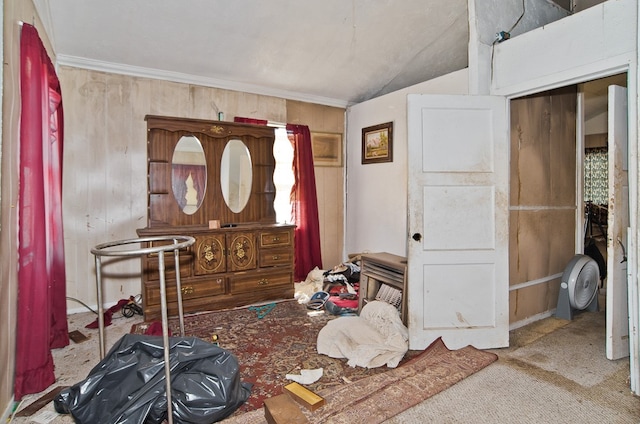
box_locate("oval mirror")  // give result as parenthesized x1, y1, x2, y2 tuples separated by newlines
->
(171, 135, 207, 215)
(221, 139, 252, 213)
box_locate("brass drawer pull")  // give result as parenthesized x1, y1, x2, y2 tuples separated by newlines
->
(181, 286, 195, 295)
(272, 237, 280, 242)
(258, 279, 269, 285)
(272, 255, 280, 260)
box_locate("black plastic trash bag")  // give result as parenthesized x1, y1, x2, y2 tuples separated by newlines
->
(54, 334, 251, 424)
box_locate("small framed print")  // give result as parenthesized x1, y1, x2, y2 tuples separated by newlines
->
(311, 132, 342, 167)
(362, 122, 393, 164)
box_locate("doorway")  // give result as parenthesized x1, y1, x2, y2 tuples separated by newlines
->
(508, 73, 630, 361)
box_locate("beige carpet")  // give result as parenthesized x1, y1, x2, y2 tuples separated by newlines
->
(385, 310, 639, 424)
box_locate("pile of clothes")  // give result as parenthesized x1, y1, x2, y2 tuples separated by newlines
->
(295, 257, 361, 315)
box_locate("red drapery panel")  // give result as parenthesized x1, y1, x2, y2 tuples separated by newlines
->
(233, 117, 268, 126)
(234, 117, 323, 279)
(286, 124, 323, 280)
(15, 23, 69, 400)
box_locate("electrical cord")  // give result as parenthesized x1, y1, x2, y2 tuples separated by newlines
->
(66, 295, 144, 318)
(491, 0, 526, 84)
(508, 0, 526, 35)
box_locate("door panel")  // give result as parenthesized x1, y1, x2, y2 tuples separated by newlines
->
(407, 94, 509, 350)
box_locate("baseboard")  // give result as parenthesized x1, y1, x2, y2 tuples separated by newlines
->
(1, 396, 18, 423)
(509, 310, 555, 331)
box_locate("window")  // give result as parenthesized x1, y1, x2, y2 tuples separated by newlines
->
(584, 147, 608, 205)
(273, 128, 295, 223)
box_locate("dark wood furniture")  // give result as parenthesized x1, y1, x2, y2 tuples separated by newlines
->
(358, 252, 408, 325)
(137, 116, 295, 320)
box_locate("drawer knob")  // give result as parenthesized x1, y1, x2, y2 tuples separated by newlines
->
(272, 237, 280, 242)
(181, 286, 195, 295)
(272, 255, 280, 260)
(258, 279, 269, 285)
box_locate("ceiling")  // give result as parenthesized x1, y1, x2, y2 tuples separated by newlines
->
(33, 0, 469, 107)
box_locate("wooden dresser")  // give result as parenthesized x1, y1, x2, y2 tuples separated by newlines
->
(137, 224, 294, 320)
(137, 116, 295, 320)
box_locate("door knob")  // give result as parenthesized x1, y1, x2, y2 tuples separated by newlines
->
(412, 233, 422, 241)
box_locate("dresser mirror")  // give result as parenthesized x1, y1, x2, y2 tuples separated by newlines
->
(221, 139, 252, 213)
(171, 135, 207, 215)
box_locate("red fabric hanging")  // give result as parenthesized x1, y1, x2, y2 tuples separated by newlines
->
(15, 23, 69, 400)
(234, 117, 323, 279)
(233, 116, 268, 125)
(286, 124, 323, 280)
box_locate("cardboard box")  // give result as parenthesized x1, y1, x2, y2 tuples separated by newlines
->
(263, 394, 308, 424)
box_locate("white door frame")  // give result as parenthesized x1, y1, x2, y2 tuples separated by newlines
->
(489, 0, 638, 393)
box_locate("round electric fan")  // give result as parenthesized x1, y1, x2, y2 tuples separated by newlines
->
(555, 254, 600, 320)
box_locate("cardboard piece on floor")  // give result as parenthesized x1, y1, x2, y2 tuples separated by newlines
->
(263, 394, 308, 424)
(68, 330, 89, 343)
(14, 386, 68, 417)
(283, 382, 325, 411)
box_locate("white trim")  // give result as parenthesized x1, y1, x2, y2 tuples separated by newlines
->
(495, 58, 633, 99)
(509, 273, 564, 292)
(56, 55, 350, 109)
(1, 396, 16, 423)
(509, 309, 555, 331)
(576, 90, 586, 253)
(508, 205, 576, 211)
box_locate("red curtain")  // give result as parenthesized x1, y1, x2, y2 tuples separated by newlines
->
(286, 124, 323, 280)
(15, 23, 69, 400)
(234, 117, 323, 279)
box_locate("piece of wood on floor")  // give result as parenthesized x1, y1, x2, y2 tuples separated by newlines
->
(283, 382, 325, 411)
(14, 386, 68, 417)
(68, 330, 89, 343)
(264, 393, 309, 424)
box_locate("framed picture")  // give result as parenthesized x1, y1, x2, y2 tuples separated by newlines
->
(311, 132, 342, 167)
(362, 122, 393, 164)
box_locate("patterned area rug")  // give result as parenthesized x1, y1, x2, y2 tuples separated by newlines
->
(131, 300, 421, 414)
(223, 337, 499, 424)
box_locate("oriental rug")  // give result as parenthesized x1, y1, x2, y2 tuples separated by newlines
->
(131, 300, 421, 414)
(223, 337, 499, 424)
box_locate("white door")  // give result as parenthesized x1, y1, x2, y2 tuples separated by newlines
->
(407, 94, 510, 350)
(606, 85, 629, 360)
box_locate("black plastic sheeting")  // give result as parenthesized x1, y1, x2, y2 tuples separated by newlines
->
(54, 334, 251, 424)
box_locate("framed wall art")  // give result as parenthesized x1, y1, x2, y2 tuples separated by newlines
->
(311, 132, 342, 167)
(362, 121, 393, 164)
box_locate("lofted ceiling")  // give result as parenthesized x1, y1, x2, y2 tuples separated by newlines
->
(33, 0, 469, 107)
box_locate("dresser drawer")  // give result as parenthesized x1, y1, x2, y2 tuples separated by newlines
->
(229, 272, 293, 295)
(259, 247, 293, 268)
(260, 230, 292, 248)
(143, 253, 192, 281)
(144, 276, 225, 306)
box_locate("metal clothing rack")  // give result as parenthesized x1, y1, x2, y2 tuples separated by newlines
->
(91, 235, 195, 424)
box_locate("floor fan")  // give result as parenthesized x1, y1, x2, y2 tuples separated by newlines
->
(555, 254, 600, 320)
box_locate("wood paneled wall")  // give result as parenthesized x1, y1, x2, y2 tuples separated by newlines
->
(58, 67, 345, 314)
(509, 86, 578, 324)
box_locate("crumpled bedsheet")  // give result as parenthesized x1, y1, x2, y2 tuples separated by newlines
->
(316, 300, 408, 368)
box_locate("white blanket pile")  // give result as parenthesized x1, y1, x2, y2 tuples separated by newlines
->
(316, 300, 409, 369)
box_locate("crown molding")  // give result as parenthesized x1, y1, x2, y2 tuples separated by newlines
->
(56, 55, 350, 108)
